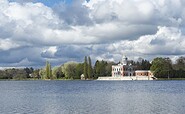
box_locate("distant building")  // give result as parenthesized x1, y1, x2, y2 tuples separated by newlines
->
(112, 55, 154, 78)
(81, 74, 85, 80)
(97, 55, 156, 80)
(112, 55, 135, 77)
(135, 70, 153, 77)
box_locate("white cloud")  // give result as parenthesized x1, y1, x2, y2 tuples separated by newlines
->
(133, 26, 185, 55)
(1, 0, 185, 47)
(102, 26, 185, 59)
(0, 39, 20, 50)
(1, 0, 185, 67)
(88, 26, 185, 62)
(42, 46, 57, 58)
(85, 0, 185, 26)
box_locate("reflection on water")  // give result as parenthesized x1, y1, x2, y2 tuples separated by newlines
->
(0, 80, 185, 114)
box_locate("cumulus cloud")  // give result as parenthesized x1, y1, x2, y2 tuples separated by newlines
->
(1, 0, 185, 67)
(133, 26, 185, 55)
(0, 39, 20, 50)
(85, 0, 185, 24)
(41, 46, 57, 58)
(104, 26, 185, 61)
(53, 0, 92, 26)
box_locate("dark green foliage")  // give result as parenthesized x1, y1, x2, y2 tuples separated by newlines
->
(132, 59, 151, 70)
(12, 69, 27, 80)
(46, 61, 50, 79)
(0, 69, 27, 80)
(24, 67, 34, 78)
(150, 56, 185, 79)
(52, 66, 65, 79)
(171, 56, 185, 78)
(5, 69, 16, 79)
(170, 69, 185, 78)
(83, 56, 88, 79)
(94, 60, 114, 78)
(45, 61, 52, 79)
(0, 70, 9, 79)
(76, 63, 84, 79)
(105, 62, 115, 76)
(173, 57, 185, 70)
(99, 60, 107, 76)
(66, 63, 76, 79)
(32, 69, 41, 79)
(94, 60, 100, 78)
(1, 56, 185, 80)
(61, 62, 84, 79)
(62, 62, 78, 79)
(88, 56, 93, 79)
(150, 57, 173, 78)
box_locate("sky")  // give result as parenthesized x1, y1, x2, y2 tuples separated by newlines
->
(0, 0, 185, 68)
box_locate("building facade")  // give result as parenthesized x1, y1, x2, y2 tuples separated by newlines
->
(135, 70, 153, 77)
(112, 55, 153, 78)
(112, 55, 135, 77)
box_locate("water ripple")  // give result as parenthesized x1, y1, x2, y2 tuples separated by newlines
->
(0, 80, 185, 114)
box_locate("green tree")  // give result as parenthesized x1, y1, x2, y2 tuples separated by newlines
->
(105, 62, 115, 76)
(13, 69, 27, 80)
(0, 68, 27, 80)
(48, 62, 52, 79)
(141, 60, 151, 70)
(52, 66, 64, 79)
(32, 69, 40, 79)
(0, 70, 8, 79)
(76, 63, 84, 79)
(172, 56, 185, 78)
(45, 61, 53, 79)
(135, 58, 151, 70)
(40, 68, 46, 79)
(101, 60, 107, 76)
(62, 62, 78, 79)
(94, 60, 108, 78)
(52, 66, 59, 79)
(5, 69, 15, 79)
(83, 56, 88, 79)
(88, 56, 93, 79)
(24, 67, 34, 78)
(46, 61, 50, 79)
(150, 57, 172, 78)
(94, 60, 100, 78)
(173, 56, 185, 70)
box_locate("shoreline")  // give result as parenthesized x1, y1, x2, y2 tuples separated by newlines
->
(1, 78, 185, 81)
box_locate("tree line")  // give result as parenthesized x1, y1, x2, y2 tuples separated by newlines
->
(0, 67, 34, 80)
(0, 56, 185, 80)
(150, 57, 185, 79)
(0, 56, 115, 80)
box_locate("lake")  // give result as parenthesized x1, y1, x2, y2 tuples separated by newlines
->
(0, 80, 185, 114)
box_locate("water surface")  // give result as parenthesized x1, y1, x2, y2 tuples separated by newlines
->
(0, 80, 185, 114)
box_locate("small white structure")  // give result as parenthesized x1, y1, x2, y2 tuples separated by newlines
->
(81, 74, 85, 80)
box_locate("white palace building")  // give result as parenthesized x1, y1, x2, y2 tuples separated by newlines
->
(98, 55, 156, 80)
